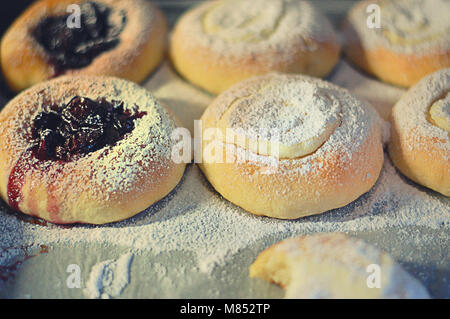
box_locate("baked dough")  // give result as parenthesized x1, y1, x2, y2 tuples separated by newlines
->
(0, 76, 186, 224)
(388, 68, 450, 196)
(1, 0, 167, 92)
(170, 0, 340, 94)
(199, 73, 385, 219)
(249, 233, 430, 298)
(342, 0, 450, 87)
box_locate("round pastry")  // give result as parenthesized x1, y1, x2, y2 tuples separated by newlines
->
(0, 76, 186, 224)
(1, 0, 167, 92)
(388, 68, 450, 196)
(249, 233, 430, 299)
(198, 73, 385, 219)
(170, 0, 340, 94)
(342, 0, 450, 88)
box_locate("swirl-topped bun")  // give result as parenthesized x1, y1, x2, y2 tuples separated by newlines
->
(342, 0, 450, 87)
(388, 68, 450, 196)
(170, 0, 340, 94)
(199, 73, 385, 219)
(1, 0, 167, 92)
(0, 76, 186, 224)
(429, 92, 450, 131)
(249, 233, 430, 298)
(215, 80, 341, 159)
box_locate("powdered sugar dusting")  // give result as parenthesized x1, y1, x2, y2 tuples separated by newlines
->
(175, 0, 337, 59)
(1, 68, 446, 279)
(0, 59, 448, 296)
(225, 79, 341, 148)
(204, 73, 384, 181)
(343, 0, 450, 55)
(0, 75, 178, 209)
(83, 251, 133, 299)
(267, 234, 430, 298)
(392, 68, 450, 156)
(0, 154, 448, 277)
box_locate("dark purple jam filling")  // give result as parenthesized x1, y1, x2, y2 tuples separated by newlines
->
(31, 97, 146, 161)
(32, 1, 126, 72)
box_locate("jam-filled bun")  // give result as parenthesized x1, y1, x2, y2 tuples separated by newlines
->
(1, 0, 167, 92)
(342, 0, 450, 88)
(199, 73, 385, 219)
(389, 68, 450, 196)
(250, 233, 430, 298)
(0, 76, 186, 224)
(170, 0, 340, 94)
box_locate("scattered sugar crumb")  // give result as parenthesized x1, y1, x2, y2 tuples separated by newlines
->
(83, 252, 133, 299)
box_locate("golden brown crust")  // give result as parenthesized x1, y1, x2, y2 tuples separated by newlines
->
(343, 34, 450, 88)
(0, 0, 167, 92)
(342, 0, 450, 88)
(169, 0, 340, 94)
(170, 33, 340, 95)
(388, 69, 450, 196)
(388, 123, 449, 196)
(198, 73, 384, 219)
(199, 125, 383, 219)
(0, 76, 186, 224)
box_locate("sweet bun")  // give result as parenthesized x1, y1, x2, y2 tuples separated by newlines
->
(198, 73, 385, 219)
(388, 68, 450, 196)
(170, 0, 340, 94)
(249, 233, 430, 298)
(1, 0, 167, 92)
(342, 0, 450, 87)
(0, 76, 186, 224)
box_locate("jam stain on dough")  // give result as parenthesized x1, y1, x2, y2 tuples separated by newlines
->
(7, 96, 146, 215)
(32, 1, 127, 74)
(0, 245, 49, 283)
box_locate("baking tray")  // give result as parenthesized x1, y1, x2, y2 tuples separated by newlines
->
(0, 0, 448, 299)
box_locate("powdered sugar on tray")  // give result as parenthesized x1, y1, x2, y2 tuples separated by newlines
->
(83, 252, 133, 299)
(329, 60, 406, 120)
(0, 61, 448, 288)
(0, 155, 448, 275)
